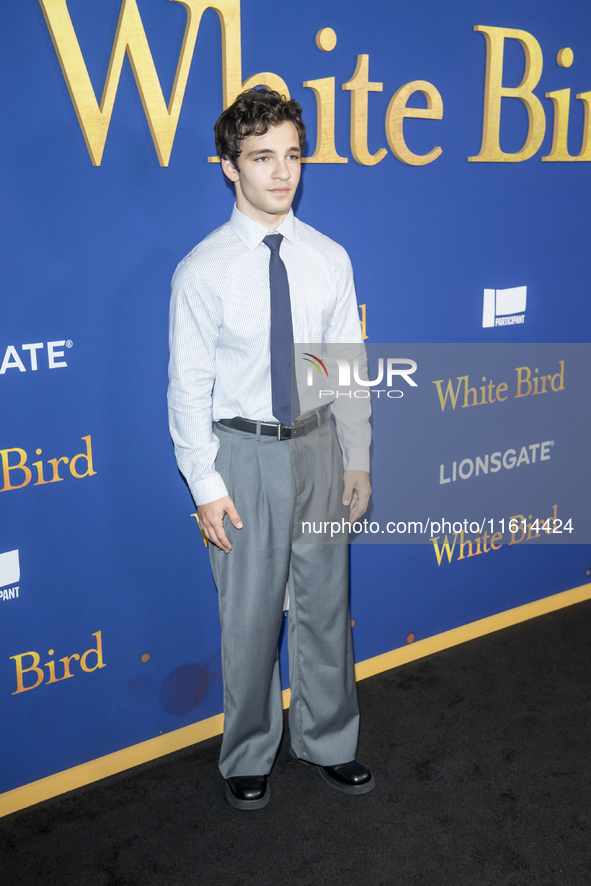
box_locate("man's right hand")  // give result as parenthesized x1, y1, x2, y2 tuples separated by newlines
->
(197, 496, 243, 553)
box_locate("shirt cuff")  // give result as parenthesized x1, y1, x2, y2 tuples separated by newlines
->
(190, 474, 230, 506)
(342, 448, 370, 473)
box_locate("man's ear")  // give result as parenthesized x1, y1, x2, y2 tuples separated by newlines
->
(221, 156, 240, 182)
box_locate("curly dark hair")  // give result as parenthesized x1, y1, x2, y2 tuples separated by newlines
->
(214, 88, 306, 169)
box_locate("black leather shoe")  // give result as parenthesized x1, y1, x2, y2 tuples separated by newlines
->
(317, 760, 375, 794)
(224, 775, 270, 810)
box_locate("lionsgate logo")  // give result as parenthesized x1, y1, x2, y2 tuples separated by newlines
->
(0, 340, 73, 375)
(0, 549, 20, 602)
(482, 287, 527, 328)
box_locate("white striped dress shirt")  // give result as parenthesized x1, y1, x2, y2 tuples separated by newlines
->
(168, 205, 370, 505)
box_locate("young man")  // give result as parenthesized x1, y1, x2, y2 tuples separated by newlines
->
(168, 88, 373, 809)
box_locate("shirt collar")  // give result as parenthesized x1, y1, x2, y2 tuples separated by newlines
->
(229, 204, 299, 251)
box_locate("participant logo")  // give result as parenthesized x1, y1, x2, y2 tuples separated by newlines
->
(482, 287, 527, 327)
(0, 549, 20, 601)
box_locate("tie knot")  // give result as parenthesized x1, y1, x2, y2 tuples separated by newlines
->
(263, 233, 283, 253)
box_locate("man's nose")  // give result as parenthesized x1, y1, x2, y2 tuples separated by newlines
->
(272, 159, 290, 179)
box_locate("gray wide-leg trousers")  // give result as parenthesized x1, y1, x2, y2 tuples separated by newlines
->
(209, 418, 359, 778)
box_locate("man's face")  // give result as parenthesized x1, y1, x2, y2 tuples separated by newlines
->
(221, 121, 302, 229)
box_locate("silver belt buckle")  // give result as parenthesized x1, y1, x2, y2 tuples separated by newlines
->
(277, 423, 291, 441)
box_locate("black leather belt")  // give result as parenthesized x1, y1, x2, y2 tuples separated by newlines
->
(218, 406, 331, 441)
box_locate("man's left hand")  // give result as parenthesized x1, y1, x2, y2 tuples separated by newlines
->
(342, 470, 371, 523)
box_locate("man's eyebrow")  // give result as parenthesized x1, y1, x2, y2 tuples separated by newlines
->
(245, 146, 302, 158)
(246, 148, 275, 158)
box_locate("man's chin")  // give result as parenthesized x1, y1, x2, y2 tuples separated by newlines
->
(265, 198, 293, 215)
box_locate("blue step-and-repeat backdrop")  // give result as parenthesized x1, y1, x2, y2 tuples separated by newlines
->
(1, 0, 590, 801)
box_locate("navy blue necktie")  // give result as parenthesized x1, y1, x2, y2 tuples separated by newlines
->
(264, 234, 300, 425)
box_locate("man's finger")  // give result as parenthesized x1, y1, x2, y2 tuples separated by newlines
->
(349, 495, 367, 523)
(349, 497, 363, 523)
(197, 496, 242, 553)
(343, 471, 371, 522)
(342, 480, 355, 507)
(207, 518, 232, 553)
(226, 503, 243, 530)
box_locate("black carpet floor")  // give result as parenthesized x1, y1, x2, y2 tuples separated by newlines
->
(2, 599, 591, 886)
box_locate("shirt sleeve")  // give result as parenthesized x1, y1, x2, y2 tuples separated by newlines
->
(324, 251, 372, 474)
(167, 260, 229, 505)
